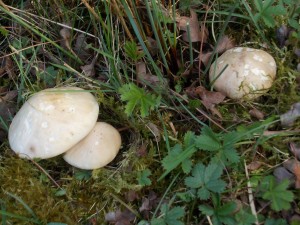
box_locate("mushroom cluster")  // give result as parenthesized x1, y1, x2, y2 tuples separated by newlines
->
(8, 87, 121, 170)
(209, 47, 277, 100)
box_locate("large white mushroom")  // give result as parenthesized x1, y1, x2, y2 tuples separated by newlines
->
(63, 122, 121, 170)
(209, 47, 277, 100)
(8, 87, 99, 159)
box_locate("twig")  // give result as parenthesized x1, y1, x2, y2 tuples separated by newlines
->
(244, 160, 259, 225)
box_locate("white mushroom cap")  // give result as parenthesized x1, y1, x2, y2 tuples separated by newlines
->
(63, 122, 121, 170)
(8, 87, 99, 159)
(209, 47, 277, 100)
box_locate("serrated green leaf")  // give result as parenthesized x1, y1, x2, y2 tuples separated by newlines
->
(261, 176, 294, 211)
(199, 204, 214, 216)
(197, 187, 210, 200)
(185, 163, 226, 200)
(137, 169, 152, 186)
(119, 83, 160, 117)
(184, 163, 205, 188)
(235, 209, 256, 225)
(195, 127, 221, 151)
(153, 204, 184, 225)
(181, 158, 193, 174)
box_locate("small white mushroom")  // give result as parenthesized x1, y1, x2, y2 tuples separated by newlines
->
(209, 47, 277, 100)
(8, 87, 99, 159)
(63, 122, 121, 170)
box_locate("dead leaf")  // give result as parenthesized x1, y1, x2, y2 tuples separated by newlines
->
(147, 122, 161, 142)
(276, 25, 290, 48)
(215, 36, 235, 54)
(247, 161, 263, 171)
(283, 159, 300, 188)
(289, 142, 300, 160)
(280, 102, 300, 127)
(199, 51, 213, 66)
(59, 25, 72, 50)
(195, 86, 225, 118)
(105, 209, 135, 225)
(146, 36, 159, 55)
(125, 190, 139, 202)
(177, 10, 202, 42)
(249, 108, 264, 120)
(74, 33, 90, 60)
(136, 143, 148, 157)
(273, 166, 295, 185)
(0, 55, 15, 79)
(80, 56, 97, 77)
(139, 191, 159, 219)
(136, 62, 168, 88)
(0, 98, 17, 143)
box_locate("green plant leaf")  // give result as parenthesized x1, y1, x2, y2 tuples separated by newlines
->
(137, 169, 152, 186)
(195, 126, 221, 151)
(151, 204, 184, 225)
(119, 83, 161, 117)
(235, 209, 256, 225)
(185, 163, 226, 200)
(260, 176, 294, 211)
(199, 202, 237, 225)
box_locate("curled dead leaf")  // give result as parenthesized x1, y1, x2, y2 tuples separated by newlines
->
(215, 36, 235, 54)
(0, 55, 15, 79)
(273, 166, 295, 185)
(283, 159, 300, 189)
(80, 56, 97, 77)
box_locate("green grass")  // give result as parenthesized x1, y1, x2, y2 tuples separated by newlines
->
(0, 0, 300, 224)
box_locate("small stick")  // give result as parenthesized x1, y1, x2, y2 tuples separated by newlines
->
(244, 160, 259, 225)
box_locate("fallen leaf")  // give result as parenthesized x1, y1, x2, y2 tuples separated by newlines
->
(74, 33, 90, 60)
(283, 159, 300, 188)
(59, 25, 72, 50)
(80, 56, 97, 77)
(289, 142, 300, 160)
(280, 102, 300, 127)
(0, 55, 15, 79)
(136, 143, 148, 157)
(147, 122, 161, 142)
(276, 25, 290, 48)
(0, 98, 17, 143)
(177, 10, 202, 42)
(105, 209, 135, 225)
(249, 108, 264, 120)
(273, 166, 295, 185)
(195, 86, 225, 118)
(125, 190, 139, 202)
(146, 36, 159, 55)
(139, 191, 159, 219)
(247, 161, 263, 171)
(215, 35, 235, 54)
(199, 51, 213, 66)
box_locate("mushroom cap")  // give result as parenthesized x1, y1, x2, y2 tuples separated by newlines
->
(8, 87, 99, 159)
(209, 47, 277, 100)
(63, 122, 121, 170)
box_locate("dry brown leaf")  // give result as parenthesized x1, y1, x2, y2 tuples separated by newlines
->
(290, 142, 300, 161)
(74, 33, 91, 60)
(194, 86, 225, 118)
(105, 209, 135, 225)
(136, 62, 167, 87)
(247, 161, 263, 171)
(0, 55, 15, 79)
(177, 10, 201, 42)
(283, 159, 300, 188)
(80, 56, 97, 77)
(147, 122, 161, 142)
(199, 51, 213, 66)
(249, 108, 265, 120)
(280, 102, 300, 127)
(146, 36, 159, 55)
(59, 25, 72, 50)
(273, 166, 295, 184)
(215, 36, 235, 54)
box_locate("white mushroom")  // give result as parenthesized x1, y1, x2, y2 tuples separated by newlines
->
(209, 47, 277, 100)
(63, 122, 121, 170)
(8, 87, 99, 159)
